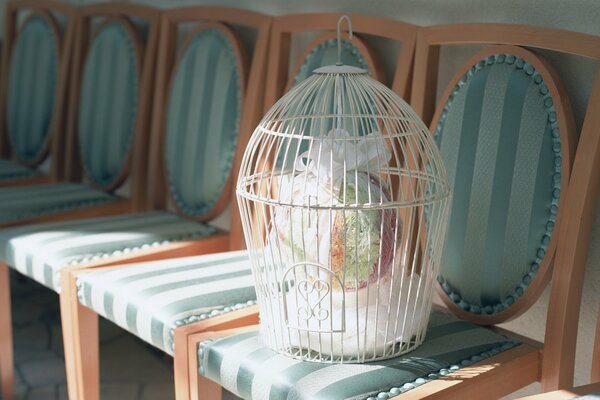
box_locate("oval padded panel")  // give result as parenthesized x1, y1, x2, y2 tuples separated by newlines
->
(165, 27, 243, 218)
(78, 21, 139, 189)
(7, 14, 59, 165)
(292, 38, 370, 86)
(434, 51, 564, 316)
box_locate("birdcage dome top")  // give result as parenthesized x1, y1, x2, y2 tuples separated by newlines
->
(237, 67, 451, 210)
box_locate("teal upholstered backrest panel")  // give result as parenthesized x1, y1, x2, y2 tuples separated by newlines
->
(165, 27, 243, 218)
(7, 14, 59, 164)
(435, 52, 563, 316)
(78, 21, 139, 189)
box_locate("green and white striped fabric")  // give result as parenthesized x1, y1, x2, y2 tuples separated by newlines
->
(199, 312, 519, 400)
(77, 250, 256, 354)
(7, 15, 58, 164)
(165, 27, 242, 217)
(78, 21, 139, 189)
(0, 183, 117, 224)
(0, 159, 40, 181)
(0, 211, 217, 292)
(435, 52, 564, 316)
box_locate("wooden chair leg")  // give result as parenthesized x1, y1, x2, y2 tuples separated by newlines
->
(60, 270, 99, 400)
(0, 262, 14, 400)
(194, 375, 222, 400)
(174, 327, 192, 400)
(174, 308, 260, 400)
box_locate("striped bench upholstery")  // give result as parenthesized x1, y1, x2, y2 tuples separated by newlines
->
(0, 183, 118, 224)
(199, 312, 519, 400)
(0, 211, 217, 292)
(0, 159, 40, 181)
(77, 250, 256, 354)
(0, 183, 119, 223)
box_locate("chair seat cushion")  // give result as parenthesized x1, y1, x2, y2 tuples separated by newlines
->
(0, 211, 217, 292)
(0, 159, 40, 181)
(199, 312, 520, 400)
(77, 250, 256, 354)
(0, 182, 118, 224)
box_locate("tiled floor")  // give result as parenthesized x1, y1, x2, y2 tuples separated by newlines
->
(6, 271, 176, 400)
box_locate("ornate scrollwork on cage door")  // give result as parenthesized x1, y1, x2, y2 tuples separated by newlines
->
(282, 262, 345, 334)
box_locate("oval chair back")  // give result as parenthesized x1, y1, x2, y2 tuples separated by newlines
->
(0, 0, 76, 180)
(144, 7, 272, 250)
(63, 3, 161, 210)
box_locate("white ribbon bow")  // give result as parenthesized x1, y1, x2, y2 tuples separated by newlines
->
(295, 128, 391, 183)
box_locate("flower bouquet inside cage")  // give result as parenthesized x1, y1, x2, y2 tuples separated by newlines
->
(262, 127, 426, 361)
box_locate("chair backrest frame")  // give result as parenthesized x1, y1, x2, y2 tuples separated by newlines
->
(144, 7, 272, 250)
(0, 0, 76, 179)
(63, 3, 161, 208)
(411, 22, 600, 390)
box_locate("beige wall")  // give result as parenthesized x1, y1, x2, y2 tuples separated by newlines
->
(2, 0, 600, 397)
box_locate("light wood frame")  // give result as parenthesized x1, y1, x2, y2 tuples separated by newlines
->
(0, 0, 76, 188)
(410, 23, 600, 393)
(58, 6, 272, 400)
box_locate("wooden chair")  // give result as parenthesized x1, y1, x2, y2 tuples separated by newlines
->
(56, 11, 417, 400)
(0, 4, 161, 400)
(0, 3, 160, 228)
(0, 0, 76, 187)
(189, 24, 600, 400)
(57, 6, 272, 400)
(411, 23, 600, 393)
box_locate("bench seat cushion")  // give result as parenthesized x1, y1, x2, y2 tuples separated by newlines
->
(77, 250, 256, 354)
(199, 312, 520, 400)
(0, 211, 216, 292)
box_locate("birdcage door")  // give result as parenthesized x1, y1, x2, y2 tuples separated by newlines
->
(282, 262, 345, 334)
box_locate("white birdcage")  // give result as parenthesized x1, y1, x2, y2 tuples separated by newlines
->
(237, 17, 451, 363)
